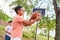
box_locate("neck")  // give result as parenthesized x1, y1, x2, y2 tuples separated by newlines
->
(9, 25, 11, 26)
(18, 14, 24, 17)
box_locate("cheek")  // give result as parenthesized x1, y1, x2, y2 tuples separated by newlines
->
(21, 11, 24, 14)
(20, 11, 23, 13)
(19, 11, 24, 15)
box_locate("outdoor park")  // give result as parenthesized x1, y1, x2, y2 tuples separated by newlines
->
(0, 0, 60, 40)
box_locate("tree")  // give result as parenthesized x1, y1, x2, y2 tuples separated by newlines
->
(39, 16, 56, 40)
(52, 0, 60, 40)
(10, 0, 34, 15)
(0, 10, 9, 21)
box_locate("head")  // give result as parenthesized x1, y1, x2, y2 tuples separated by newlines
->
(14, 6, 24, 16)
(8, 21, 12, 26)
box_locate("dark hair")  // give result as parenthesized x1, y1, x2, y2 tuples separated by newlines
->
(14, 6, 22, 14)
(8, 20, 12, 23)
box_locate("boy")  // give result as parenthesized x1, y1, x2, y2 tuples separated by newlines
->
(5, 21, 12, 40)
(11, 6, 41, 40)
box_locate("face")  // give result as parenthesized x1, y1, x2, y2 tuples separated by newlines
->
(9, 22, 12, 26)
(17, 8, 24, 16)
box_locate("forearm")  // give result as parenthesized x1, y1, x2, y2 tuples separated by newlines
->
(23, 23, 28, 26)
(23, 20, 36, 26)
(28, 20, 36, 26)
(23, 15, 40, 26)
(5, 31, 11, 34)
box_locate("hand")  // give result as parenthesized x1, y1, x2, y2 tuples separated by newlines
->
(35, 12, 41, 21)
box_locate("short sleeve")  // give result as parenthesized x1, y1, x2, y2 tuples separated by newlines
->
(5, 26, 11, 33)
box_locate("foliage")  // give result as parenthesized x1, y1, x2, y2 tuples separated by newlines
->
(10, 0, 34, 15)
(39, 15, 56, 30)
(0, 10, 9, 21)
(57, 0, 60, 3)
(38, 15, 56, 40)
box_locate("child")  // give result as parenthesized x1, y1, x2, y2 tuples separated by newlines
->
(5, 21, 12, 40)
(11, 6, 41, 40)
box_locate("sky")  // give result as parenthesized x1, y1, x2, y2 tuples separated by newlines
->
(0, 0, 16, 17)
(0, 0, 56, 19)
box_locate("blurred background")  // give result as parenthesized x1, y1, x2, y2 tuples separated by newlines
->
(0, 0, 60, 40)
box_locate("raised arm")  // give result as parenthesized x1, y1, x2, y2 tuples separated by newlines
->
(22, 19, 37, 26)
(22, 13, 41, 26)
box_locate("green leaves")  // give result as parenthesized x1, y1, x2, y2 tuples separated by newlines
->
(58, 0, 60, 3)
(57, 0, 60, 7)
(9, 1, 17, 6)
(10, 0, 34, 15)
(39, 15, 56, 30)
(0, 10, 9, 21)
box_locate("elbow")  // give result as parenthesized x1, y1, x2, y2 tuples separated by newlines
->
(28, 24, 31, 26)
(23, 23, 31, 26)
(27, 23, 31, 26)
(28, 23, 32, 26)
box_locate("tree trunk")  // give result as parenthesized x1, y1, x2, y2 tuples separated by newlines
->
(55, 8, 60, 40)
(47, 30, 49, 40)
(52, 0, 60, 40)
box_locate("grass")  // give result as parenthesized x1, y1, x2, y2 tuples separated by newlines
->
(0, 25, 5, 40)
(37, 35, 54, 40)
(0, 25, 54, 40)
(22, 36, 54, 40)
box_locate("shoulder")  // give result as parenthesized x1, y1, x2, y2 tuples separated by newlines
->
(6, 25, 11, 29)
(5, 25, 11, 30)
